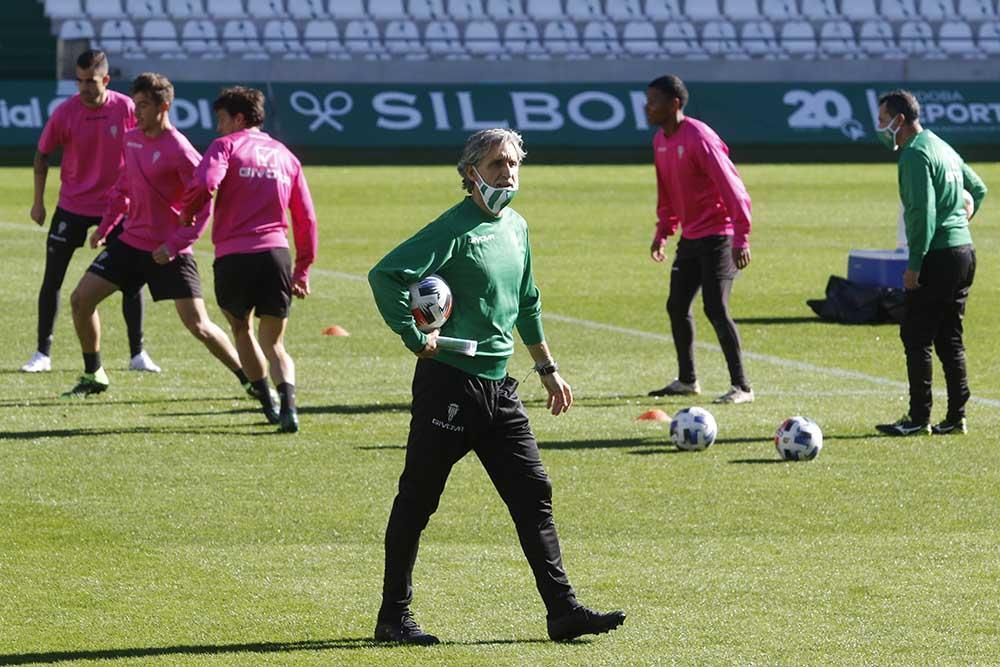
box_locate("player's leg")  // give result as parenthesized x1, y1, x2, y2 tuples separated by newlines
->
(932, 246, 975, 434)
(61, 271, 120, 397)
(220, 308, 278, 423)
(173, 297, 243, 372)
(650, 238, 702, 396)
(699, 236, 752, 404)
(258, 315, 297, 432)
(474, 376, 625, 641)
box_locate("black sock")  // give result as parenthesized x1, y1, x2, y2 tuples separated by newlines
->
(233, 368, 250, 385)
(278, 382, 296, 413)
(122, 290, 145, 358)
(83, 352, 101, 374)
(252, 379, 274, 408)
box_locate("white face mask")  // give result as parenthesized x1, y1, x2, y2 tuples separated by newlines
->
(876, 115, 902, 152)
(472, 166, 517, 215)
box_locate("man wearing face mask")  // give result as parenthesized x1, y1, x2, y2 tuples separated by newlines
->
(874, 90, 987, 437)
(367, 128, 625, 645)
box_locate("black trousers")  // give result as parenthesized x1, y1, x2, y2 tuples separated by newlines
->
(37, 207, 144, 357)
(380, 358, 578, 619)
(900, 244, 976, 424)
(666, 235, 749, 389)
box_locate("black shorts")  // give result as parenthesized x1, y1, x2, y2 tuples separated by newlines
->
(47, 207, 126, 251)
(86, 237, 203, 302)
(673, 234, 738, 280)
(213, 248, 292, 319)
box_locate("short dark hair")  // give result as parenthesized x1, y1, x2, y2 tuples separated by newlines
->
(76, 49, 108, 73)
(878, 89, 920, 123)
(131, 72, 174, 107)
(648, 74, 689, 109)
(213, 86, 266, 128)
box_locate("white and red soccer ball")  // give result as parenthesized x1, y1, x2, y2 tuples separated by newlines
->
(409, 275, 453, 333)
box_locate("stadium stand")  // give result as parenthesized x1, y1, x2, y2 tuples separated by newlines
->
(27, 0, 1000, 70)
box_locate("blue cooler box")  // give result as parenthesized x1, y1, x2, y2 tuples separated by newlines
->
(847, 249, 908, 289)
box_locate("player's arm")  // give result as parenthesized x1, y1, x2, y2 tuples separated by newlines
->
(30, 151, 51, 226)
(179, 139, 228, 225)
(527, 340, 572, 416)
(961, 162, 987, 219)
(651, 161, 677, 262)
(288, 164, 319, 298)
(899, 151, 935, 289)
(368, 225, 456, 355)
(163, 151, 210, 261)
(699, 135, 753, 269)
(92, 169, 130, 248)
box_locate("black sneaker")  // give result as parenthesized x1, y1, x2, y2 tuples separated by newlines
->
(875, 414, 931, 436)
(547, 606, 626, 642)
(932, 417, 967, 435)
(277, 410, 299, 433)
(373, 611, 440, 645)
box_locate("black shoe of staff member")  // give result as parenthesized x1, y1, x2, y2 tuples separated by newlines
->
(373, 611, 440, 645)
(547, 606, 626, 642)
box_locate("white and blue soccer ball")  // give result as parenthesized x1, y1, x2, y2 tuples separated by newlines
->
(775, 416, 823, 461)
(670, 407, 718, 451)
(409, 274, 453, 333)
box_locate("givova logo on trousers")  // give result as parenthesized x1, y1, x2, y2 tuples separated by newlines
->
(784, 89, 865, 140)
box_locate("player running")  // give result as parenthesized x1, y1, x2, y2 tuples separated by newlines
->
(61, 73, 250, 400)
(23, 49, 159, 374)
(179, 86, 318, 433)
(644, 74, 755, 405)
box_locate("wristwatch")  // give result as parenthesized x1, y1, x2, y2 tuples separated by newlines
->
(535, 361, 559, 376)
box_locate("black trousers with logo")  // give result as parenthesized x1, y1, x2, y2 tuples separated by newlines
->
(379, 358, 578, 620)
(901, 244, 976, 424)
(666, 234, 749, 389)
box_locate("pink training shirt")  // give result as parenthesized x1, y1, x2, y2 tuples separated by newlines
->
(180, 128, 318, 284)
(652, 117, 752, 248)
(37, 90, 136, 217)
(96, 127, 209, 257)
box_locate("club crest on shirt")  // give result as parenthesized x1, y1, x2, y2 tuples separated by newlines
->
(254, 146, 278, 167)
(677, 145, 684, 158)
(109, 125, 118, 138)
(152, 150, 161, 163)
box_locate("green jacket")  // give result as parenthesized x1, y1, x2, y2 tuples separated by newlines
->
(898, 130, 987, 272)
(368, 197, 544, 380)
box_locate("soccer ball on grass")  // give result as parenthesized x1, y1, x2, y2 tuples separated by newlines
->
(774, 416, 823, 461)
(670, 407, 718, 451)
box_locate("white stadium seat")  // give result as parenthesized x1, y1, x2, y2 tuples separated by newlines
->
(800, 0, 837, 19)
(957, 0, 994, 19)
(465, 19, 505, 56)
(780, 20, 817, 58)
(46, 0, 85, 20)
(167, 0, 208, 18)
(702, 19, 746, 57)
(881, 0, 918, 20)
(207, 0, 245, 18)
(527, 0, 564, 19)
(623, 20, 660, 56)
(222, 18, 267, 57)
(288, 0, 328, 18)
(582, 19, 622, 56)
(859, 18, 904, 57)
(741, 19, 782, 57)
(86, 0, 126, 18)
(181, 18, 225, 57)
(645, 0, 680, 19)
(979, 20, 1000, 54)
(409, 0, 447, 19)
(60, 18, 95, 39)
(939, 19, 980, 56)
(126, 0, 167, 18)
(100, 18, 142, 55)
(662, 20, 707, 58)
(385, 19, 428, 57)
(448, 0, 487, 18)
(142, 18, 185, 56)
(504, 19, 548, 57)
(329, 0, 366, 18)
(425, 19, 466, 56)
(820, 19, 861, 57)
(487, 0, 525, 17)
(723, 0, 760, 20)
(543, 19, 586, 56)
(607, 0, 643, 20)
(899, 19, 942, 57)
(344, 19, 386, 57)
(685, 0, 720, 21)
(840, 0, 878, 20)
(761, 0, 798, 19)
(566, 0, 604, 19)
(302, 19, 349, 57)
(370, 0, 408, 18)
(263, 19, 307, 56)
(919, 0, 957, 19)
(248, 0, 288, 18)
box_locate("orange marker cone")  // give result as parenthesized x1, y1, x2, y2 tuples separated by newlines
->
(636, 409, 670, 422)
(322, 325, 350, 336)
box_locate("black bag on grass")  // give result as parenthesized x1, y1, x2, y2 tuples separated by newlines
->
(806, 276, 905, 325)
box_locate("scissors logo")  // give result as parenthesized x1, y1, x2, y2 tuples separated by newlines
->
(290, 90, 353, 132)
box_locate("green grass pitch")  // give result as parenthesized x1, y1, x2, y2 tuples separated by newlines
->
(1, 162, 998, 665)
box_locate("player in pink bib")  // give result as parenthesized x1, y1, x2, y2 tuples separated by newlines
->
(60, 73, 250, 400)
(23, 50, 159, 375)
(180, 86, 318, 433)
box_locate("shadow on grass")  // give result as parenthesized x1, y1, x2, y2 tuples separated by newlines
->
(0, 636, 552, 664)
(0, 396, 217, 409)
(0, 426, 277, 441)
(728, 458, 788, 464)
(733, 316, 824, 325)
(299, 403, 411, 415)
(356, 444, 407, 450)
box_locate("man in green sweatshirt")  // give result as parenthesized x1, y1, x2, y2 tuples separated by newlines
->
(368, 129, 625, 645)
(874, 90, 987, 437)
